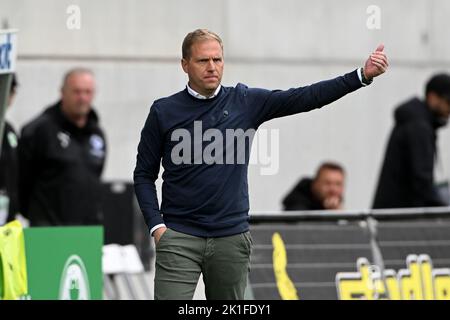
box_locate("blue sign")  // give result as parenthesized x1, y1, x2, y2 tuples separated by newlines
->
(0, 30, 17, 74)
(0, 34, 12, 71)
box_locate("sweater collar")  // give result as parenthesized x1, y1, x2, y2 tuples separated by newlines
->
(186, 83, 221, 100)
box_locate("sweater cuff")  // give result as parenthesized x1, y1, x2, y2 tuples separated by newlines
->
(146, 213, 165, 235)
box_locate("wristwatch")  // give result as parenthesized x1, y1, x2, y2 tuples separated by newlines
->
(361, 67, 373, 85)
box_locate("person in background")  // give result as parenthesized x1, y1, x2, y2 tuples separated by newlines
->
(373, 73, 450, 209)
(0, 74, 20, 225)
(18, 68, 107, 226)
(282, 162, 346, 211)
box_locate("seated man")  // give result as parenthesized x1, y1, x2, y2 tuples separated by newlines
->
(282, 162, 345, 210)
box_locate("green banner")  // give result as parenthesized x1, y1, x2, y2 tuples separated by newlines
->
(23, 226, 103, 300)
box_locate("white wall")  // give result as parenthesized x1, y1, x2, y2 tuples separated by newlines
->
(2, 0, 450, 211)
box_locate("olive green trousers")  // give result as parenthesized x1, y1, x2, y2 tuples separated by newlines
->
(154, 228, 252, 300)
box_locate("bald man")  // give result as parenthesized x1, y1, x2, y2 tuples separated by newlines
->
(19, 68, 107, 226)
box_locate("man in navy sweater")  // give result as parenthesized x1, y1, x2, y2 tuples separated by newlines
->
(134, 29, 388, 300)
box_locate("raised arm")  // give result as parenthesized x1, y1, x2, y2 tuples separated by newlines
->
(248, 44, 388, 126)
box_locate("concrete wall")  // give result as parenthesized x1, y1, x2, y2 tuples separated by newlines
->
(2, 0, 450, 211)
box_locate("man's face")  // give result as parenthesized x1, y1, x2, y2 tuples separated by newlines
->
(312, 169, 345, 209)
(181, 39, 224, 97)
(61, 72, 95, 118)
(427, 92, 450, 121)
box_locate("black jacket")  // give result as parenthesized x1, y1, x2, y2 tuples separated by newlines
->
(0, 121, 20, 223)
(372, 97, 446, 209)
(282, 178, 325, 210)
(19, 101, 107, 226)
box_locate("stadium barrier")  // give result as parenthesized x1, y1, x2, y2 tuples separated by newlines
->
(248, 207, 450, 300)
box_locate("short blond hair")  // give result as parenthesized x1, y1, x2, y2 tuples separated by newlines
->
(182, 29, 223, 59)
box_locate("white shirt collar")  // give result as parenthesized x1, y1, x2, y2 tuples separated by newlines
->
(187, 84, 221, 100)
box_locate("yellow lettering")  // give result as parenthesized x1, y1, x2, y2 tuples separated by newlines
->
(384, 272, 401, 300)
(372, 269, 400, 300)
(272, 232, 299, 300)
(398, 255, 423, 300)
(337, 258, 375, 300)
(433, 271, 450, 300)
(336, 254, 450, 300)
(418, 255, 434, 300)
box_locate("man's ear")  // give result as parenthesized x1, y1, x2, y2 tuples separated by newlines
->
(181, 58, 188, 74)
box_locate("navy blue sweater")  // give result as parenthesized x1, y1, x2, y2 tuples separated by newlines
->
(134, 70, 362, 237)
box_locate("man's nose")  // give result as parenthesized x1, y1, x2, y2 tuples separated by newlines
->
(79, 92, 92, 102)
(206, 59, 216, 70)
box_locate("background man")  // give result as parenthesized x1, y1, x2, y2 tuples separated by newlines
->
(282, 162, 345, 211)
(373, 73, 450, 209)
(19, 68, 107, 226)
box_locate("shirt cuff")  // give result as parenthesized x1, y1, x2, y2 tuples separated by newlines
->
(150, 224, 166, 236)
(357, 67, 366, 86)
(356, 67, 372, 87)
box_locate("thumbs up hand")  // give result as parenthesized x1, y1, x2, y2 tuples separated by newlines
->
(363, 44, 389, 81)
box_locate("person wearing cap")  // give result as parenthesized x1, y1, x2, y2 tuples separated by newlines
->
(0, 74, 20, 225)
(373, 73, 450, 209)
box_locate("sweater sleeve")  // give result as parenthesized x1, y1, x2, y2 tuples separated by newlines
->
(133, 105, 165, 233)
(247, 69, 363, 127)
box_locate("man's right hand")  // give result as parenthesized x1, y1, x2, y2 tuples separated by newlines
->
(363, 44, 388, 80)
(323, 196, 342, 210)
(153, 226, 168, 245)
